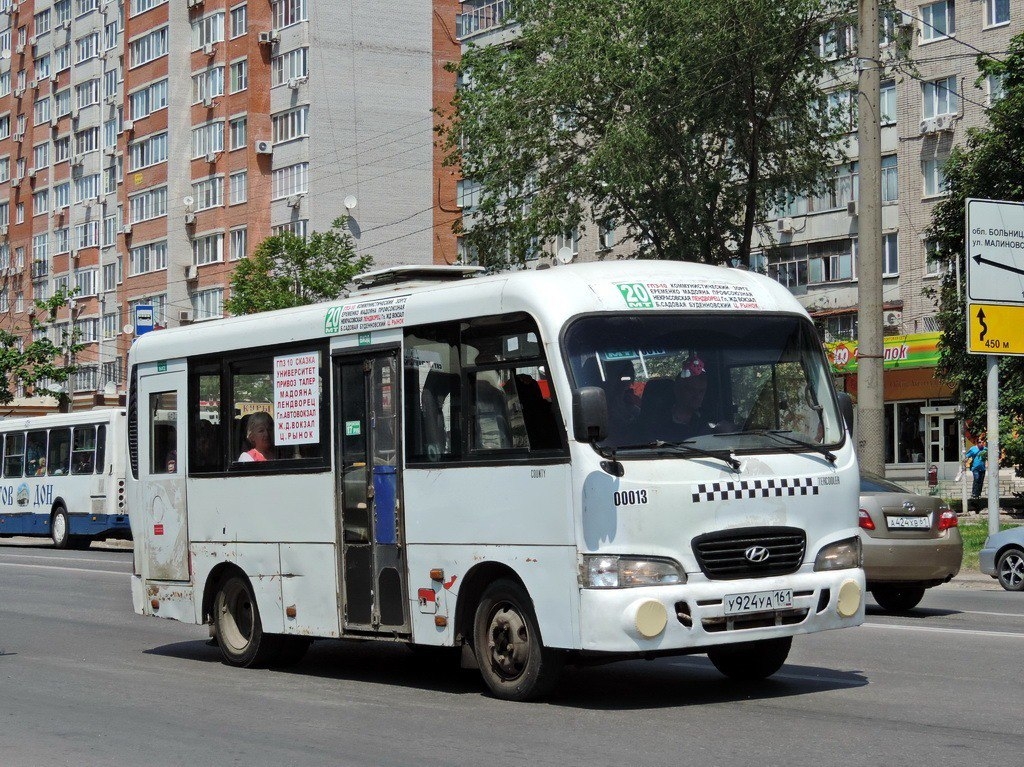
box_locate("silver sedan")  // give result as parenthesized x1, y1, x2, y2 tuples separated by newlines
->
(979, 526, 1024, 591)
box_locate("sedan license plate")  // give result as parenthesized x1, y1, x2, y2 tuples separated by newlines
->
(886, 514, 932, 530)
(724, 588, 793, 616)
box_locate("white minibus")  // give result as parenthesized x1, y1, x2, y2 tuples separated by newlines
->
(128, 261, 864, 700)
(0, 409, 129, 547)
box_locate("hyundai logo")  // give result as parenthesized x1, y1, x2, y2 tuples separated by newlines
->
(744, 545, 770, 563)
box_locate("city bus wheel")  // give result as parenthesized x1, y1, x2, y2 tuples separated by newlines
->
(707, 636, 792, 681)
(212, 574, 279, 667)
(50, 506, 70, 549)
(472, 579, 563, 701)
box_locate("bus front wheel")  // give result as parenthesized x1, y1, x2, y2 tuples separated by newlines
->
(213, 574, 278, 668)
(707, 636, 792, 681)
(50, 506, 70, 549)
(472, 579, 563, 701)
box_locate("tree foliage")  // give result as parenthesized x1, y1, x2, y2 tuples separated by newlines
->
(1, 288, 85, 411)
(225, 217, 373, 316)
(929, 32, 1024, 470)
(440, 0, 858, 267)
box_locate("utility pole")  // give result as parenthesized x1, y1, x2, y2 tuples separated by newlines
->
(856, 0, 884, 474)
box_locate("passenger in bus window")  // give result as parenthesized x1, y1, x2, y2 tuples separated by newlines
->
(35, 457, 46, 476)
(238, 412, 276, 462)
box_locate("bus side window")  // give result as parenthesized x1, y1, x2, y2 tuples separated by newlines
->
(72, 426, 96, 475)
(150, 392, 179, 474)
(48, 428, 71, 476)
(26, 430, 48, 477)
(3, 433, 25, 478)
(95, 425, 106, 474)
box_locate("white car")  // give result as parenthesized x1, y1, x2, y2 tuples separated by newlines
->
(979, 526, 1024, 591)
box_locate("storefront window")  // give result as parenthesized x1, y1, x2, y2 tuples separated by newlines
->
(885, 401, 926, 464)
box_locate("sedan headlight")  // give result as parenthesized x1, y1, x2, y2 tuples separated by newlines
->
(582, 555, 686, 588)
(814, 536, 862, 571)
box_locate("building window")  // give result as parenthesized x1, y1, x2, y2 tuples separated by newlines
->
(192, 121, 225, 158)
(74, 174, 101, 203)
(272, 106, 308, 143)
(73, 220, 100, 248)
(811, 162, 858, 212)
(883, 232, 899, 276)
(192, 66, 225, 103)
(881, 155, 898, 203)
(272, 0, 308, 28)
(130, 0, 168, 16)
(229, 171, 247, 205)
(192, 12, 226, 50)
(807, 239, 854, 284)
(923, 157, 948, 197)
(987, 73, 1005, 105)
(229, 59, 248, 93)
(880, 80, 896, 125)
(75, 268, 97, 297)
(819, 22, 855, 60)
(130, 241, 168, 275)
(271, 48, 307, 86)
(128, 186, 168, 223)
(229, 116, 247, 150)
(102, 310, 120, 339)
(192, 287, 224, 321)
(230, 227, 247, 260)
(924, 239, 947, 276)
(826, 89, 857, 132)
(193, 177, 223, 211)
(920, 1, 955, 42)
(129, 79, 168, 119)
(76, 32, 100, 64)
(231, 5, 248, 38)
(75, 78, 100, 109)
(886, 401, 927, 464)
(598, 219, 616, 251)
(986, 0, 1010, 27)
(271, 162, 308, 199)
(193, 233, 224, 265)
(922, 76, 958, 118)
(32, 190, 48, 216)
(129, 27, 169, 68)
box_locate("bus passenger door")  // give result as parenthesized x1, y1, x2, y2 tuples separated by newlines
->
(334, 351, 409, 635)
(136, 365, 189, 582)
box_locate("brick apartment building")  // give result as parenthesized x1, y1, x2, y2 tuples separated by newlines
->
(0, 0, 458, 412)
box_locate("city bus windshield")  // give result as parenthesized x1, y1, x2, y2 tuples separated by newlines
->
(565, 313, 844, 454)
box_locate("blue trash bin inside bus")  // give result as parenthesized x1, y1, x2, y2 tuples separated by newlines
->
(372, 465, 398, 545)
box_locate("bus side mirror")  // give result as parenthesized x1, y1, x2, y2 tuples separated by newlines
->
(572, 386, 608, 443)
(837, 392, 854, 434)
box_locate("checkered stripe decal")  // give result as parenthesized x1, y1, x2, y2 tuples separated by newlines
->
(691, 477, 819, 503)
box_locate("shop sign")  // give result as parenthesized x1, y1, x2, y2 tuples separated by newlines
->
(826, 332, 941, 374)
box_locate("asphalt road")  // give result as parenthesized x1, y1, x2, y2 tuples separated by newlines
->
(1, 539, 1022, 767)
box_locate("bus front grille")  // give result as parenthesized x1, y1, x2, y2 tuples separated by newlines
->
(691, 527, 806, 580)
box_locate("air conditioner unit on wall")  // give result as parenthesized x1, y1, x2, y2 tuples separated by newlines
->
(254, 139, 273, 154)
(846, 200, 858, 217)
(179, 309, 193, 323)
(257, 31, 280, 45)
(776, 217, 794, 234)
(884, 310, 903, 327)
(187, 0, 203, 7)
(919, 117, 938, 135)
(287, 194, 302, 208)
(203, 42, 214, 56)
(184, 264, 199, 281)
(933, 114, 955, 132)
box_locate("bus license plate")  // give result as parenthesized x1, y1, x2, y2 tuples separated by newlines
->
(724, 589, 793, 616)
(887, 515, 931, 530)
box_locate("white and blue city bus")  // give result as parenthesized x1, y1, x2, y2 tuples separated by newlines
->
(0, 409, 129, 548)
(128, 261, 864, 700)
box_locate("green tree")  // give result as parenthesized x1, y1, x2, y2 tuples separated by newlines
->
(1, 288, 85, 411)
(440, 0, 859, 268)
(225, 217, 372, 315)
(928, 32, 1024, 471)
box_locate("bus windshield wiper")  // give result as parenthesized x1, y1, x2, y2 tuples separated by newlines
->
(713, 429, 836, 463)
(611, 440, 740, 471)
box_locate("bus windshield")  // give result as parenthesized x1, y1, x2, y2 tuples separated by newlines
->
(565, 313, 844, 453)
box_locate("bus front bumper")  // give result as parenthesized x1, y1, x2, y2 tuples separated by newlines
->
(578, 568, 864, 654)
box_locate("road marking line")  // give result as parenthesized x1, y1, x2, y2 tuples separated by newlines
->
(0, 561, 126, 576)
(958, 609, 1024, 619)
(864, 622, 1024, 639)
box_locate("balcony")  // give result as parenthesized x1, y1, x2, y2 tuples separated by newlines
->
(456, 0, 512, 40)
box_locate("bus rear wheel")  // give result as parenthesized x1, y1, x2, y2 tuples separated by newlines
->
(50, 506, 70, 549)
(472, 579, 562, 701)
(213, 574, 279, 668)
(707, 636, 792, 681)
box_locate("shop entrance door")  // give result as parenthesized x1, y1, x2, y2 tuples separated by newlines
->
(926, 411, 962, 480)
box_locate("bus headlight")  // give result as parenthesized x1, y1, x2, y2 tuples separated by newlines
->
(582, 555, 686, 588)
(813, 536, 862, 571)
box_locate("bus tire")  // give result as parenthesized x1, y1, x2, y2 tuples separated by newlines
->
(472, 579, 563, 701)
(707, 636, 792, 681)
(50, 505, 70, 549)
(212, 574, 279, 668)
